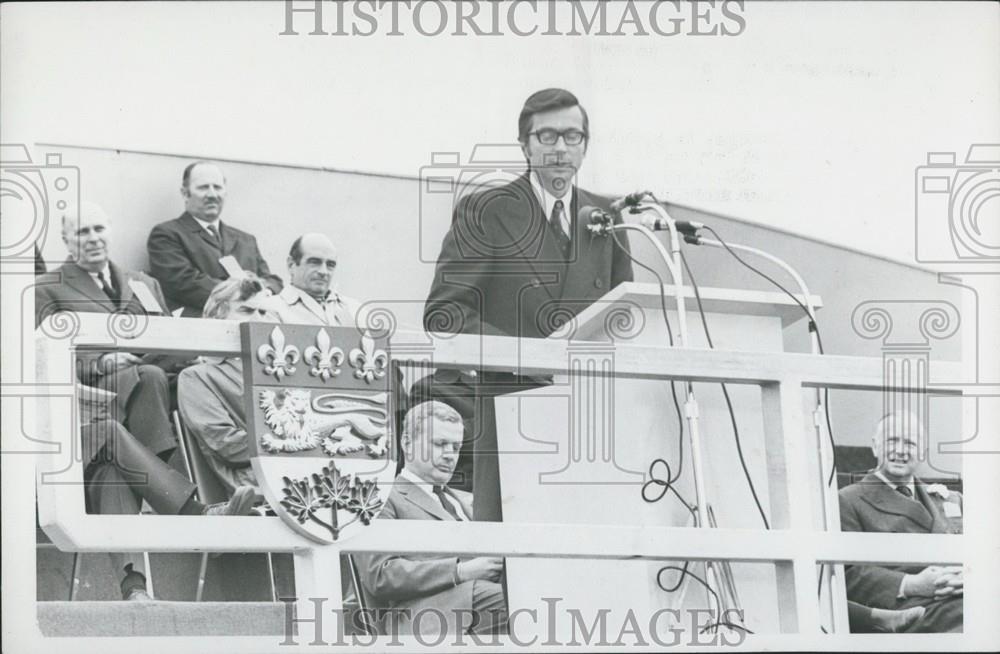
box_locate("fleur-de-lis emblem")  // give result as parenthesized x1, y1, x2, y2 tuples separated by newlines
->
(257, 326, 300, 381)
(304, 328, 344, 382)
(349, 333, 388, 384)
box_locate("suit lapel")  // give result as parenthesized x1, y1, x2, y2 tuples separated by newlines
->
(110, 262, 135, 307)
(492, 174, 560, 300)
(858, 473, 934, 532)
(60, 261, 116, 311)
(180, 212, 223, 253)
(218, 221, 235, 255)
(914, 480, 948, 534)
(396, 478, 455, 521)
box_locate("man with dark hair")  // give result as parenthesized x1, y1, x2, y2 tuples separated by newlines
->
(423, 88, 633, 521)
(358, 401, 507, 635)
(262, 232, 364, 326)
(147, 161, 271, 317)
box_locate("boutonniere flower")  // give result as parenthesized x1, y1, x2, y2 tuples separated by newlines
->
(927, 484, 950, 500)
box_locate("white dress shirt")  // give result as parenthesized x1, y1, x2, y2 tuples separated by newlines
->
(529, 172, 573, 237)
(193, 216, 223, 237)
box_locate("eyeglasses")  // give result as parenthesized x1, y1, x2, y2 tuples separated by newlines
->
(528, 129, 587, 146)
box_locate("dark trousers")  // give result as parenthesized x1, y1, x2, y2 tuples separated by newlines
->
(96, 363, 176, 458)
(82, 419, 198, 575)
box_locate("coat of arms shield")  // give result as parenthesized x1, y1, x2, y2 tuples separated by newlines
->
(241, 322, 397, 543)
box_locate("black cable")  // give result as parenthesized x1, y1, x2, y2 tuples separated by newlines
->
(700, 225, 840, 488)
(610, 229, 688, 488)
(680, 250, 771, 531)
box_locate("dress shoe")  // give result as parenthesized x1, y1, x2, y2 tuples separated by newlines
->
(203, 486, 256, 516)
(123, 588, 153, 601)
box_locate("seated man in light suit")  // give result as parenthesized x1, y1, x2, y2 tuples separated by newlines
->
(839, 410, 963, 633)
(358, 402, 507, 635)
(262, 233, 364, 327)
(178, 276, 278, 495)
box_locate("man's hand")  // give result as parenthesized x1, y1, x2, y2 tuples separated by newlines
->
(456, 557, 503, 583)
(903, 566, 961, 598)
(98, 352, 142, 375)
(934, 567, 963, 598)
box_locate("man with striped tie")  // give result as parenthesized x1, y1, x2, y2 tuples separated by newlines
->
(358, 401, 508, 635)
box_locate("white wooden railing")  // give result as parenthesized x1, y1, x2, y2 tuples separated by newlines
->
(32, 313, 964, 651)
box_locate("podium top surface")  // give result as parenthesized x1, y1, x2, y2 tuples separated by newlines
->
(563, 282, 823, 334)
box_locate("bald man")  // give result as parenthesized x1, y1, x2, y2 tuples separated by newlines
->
(262, 233, 365, 327)
(35, 201, 178, 460)
(839, 411, 963, 633)
(147, 161, 271, 317)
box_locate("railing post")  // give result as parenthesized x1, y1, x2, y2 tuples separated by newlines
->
(761, 377, 821, 634)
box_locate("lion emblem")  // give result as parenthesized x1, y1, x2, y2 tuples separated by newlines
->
(259, 388, 389, 457)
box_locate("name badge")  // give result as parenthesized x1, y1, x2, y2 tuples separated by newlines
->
(128, 280, 163, 314)
(943, 502, 962, 518)
(219, 255, 246, 279)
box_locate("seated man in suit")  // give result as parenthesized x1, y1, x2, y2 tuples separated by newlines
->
(147, 161, 271, 317)
(839, 410, 963, 633)
(35, 201, 178, 466)
(261, 232, 365, 327)
(358, 401, 507, 635)
(80, 400, 256, 600)
(178, 275, 278, 495)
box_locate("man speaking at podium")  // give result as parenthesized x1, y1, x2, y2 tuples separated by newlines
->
(424, 88, 634, 521)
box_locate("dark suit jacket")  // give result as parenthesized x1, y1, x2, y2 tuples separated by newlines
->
(34, 260, 179, 456)
(423, 173, 633, 340)
(147, 212, 270, 317)
(357, 476, 476, 634)
(839, 472, 963, 631)
(35, 260, 170, 377)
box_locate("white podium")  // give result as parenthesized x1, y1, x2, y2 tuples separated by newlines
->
(494, 282, 822, 639)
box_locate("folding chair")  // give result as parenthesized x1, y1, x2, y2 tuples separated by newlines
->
(172, 410, 277, 601)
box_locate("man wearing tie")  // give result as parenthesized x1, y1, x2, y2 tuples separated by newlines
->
(839, 410, 964, 632)
(423, 88, 634, 521)
(147, 161, 271, 317)
(357, 401, 507, 635)
(35, 201, 176, 461)
(261, 233, 364, 327)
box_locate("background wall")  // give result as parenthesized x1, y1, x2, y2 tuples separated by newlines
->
(32, 144, 965, 477)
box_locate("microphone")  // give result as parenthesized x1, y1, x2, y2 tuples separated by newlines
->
(640, 214, 704, 236)
(610, 190, 652, 213)
(580, 205, 613, 234)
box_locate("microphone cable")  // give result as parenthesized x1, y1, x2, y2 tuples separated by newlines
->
(679, 249, 771, 530)
(700, 226, 839, 488)
(609, 228, 711, 607)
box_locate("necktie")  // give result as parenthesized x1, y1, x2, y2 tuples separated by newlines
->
(97, 270, 119, 304)
(206, 223, 222, 249)
(896, 485, 913, 499)
(550, 200, 571, 255)
(551, 200, 567, 237)
(432, 485, 461, 520)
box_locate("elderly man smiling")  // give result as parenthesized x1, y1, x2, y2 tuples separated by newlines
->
(838, 410, 964, 633)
